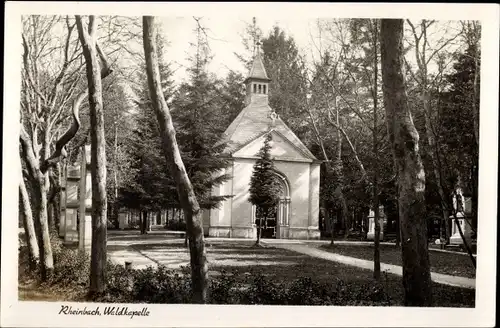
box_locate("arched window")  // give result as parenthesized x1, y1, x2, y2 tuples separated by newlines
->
(258, 84, 262, 94)
(263, 85, 267, 94)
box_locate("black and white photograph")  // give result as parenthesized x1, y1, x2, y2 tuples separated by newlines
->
(2, 2, 498, 327)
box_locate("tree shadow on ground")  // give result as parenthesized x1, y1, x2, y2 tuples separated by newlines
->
(108, 235, 182, 242)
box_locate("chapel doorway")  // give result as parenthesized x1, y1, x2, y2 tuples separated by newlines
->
(253, 170, 290, 239)
(255, 206, 278, 238)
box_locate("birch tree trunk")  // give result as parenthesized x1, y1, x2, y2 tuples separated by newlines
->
(20, 176, 40, 269)
(76, 15, 112, 296)
(143, 16, 208, 303)
(406, 20, 453, 243)
(380, 19, 433, 306)
(306, 105, 335, 246)
(332, 103, 349, 240)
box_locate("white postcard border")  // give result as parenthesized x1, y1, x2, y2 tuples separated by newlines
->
(2, 2, 498, 327)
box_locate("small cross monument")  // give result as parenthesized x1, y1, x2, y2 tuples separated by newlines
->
(449, 187, 473, 246)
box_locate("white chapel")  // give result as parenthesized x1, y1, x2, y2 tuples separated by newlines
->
(203, 44, 321, 239)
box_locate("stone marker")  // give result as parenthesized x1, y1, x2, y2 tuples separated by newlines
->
(449, 188, 473, 246)
(64, 164, 80, 243)
(78, 145, 92, 251)
(367, 205, 385, 241)
(118, 210, 130, 230)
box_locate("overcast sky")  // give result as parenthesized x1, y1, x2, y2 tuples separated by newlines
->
(159, 16, 319, 84)
(157, 15, 466, 86)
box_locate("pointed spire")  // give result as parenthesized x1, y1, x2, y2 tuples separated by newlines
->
(244, 18, 270, 106)
(246, 41, 270, 82)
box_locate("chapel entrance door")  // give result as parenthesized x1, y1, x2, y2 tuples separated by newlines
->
(253, 170, 290, 239)
(256, 206, 278, 239)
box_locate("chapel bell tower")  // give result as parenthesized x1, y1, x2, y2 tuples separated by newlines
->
(244, 41, 271, 106)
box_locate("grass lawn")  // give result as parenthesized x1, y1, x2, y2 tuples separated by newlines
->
(107, 240, 474, 306)
(319, 244, 476, 278)
(19, 239, 475, 307)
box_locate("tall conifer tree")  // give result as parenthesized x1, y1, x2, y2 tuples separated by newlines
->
(249, 133, 282, 245)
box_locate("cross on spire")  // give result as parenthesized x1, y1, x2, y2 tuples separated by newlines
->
(255, 40, 262, 57)
(252, 17, 259, 57)
(246, 41, 270, 82)
(269, 111, 278, 127)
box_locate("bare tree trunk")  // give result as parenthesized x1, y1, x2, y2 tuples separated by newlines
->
(307, 107, 335, 246)
(395, 200, 401, 247)
(381, 19, 432, 306)
(407, 20, 454, 244)
(362, 209, 369, 240)
(471, 158, 478, 234)
(371, 19, 381, 281)
(143, 16, 208, 303)
(20, 127, 54, 279)
(52, 163, 62, 233)
(472, 55, 480, 150)
(422, 92, 450, 242)
(112, 123, 119, 228)
(451, 211, 476, 268)
(76, 15, 112, 297)
(47, 195, 55, 231)
(47, 174, 61, 241)
(373, 186, 381, 282)
(141, 210, 147, 234)
(452, 181, 477, 268)
(41, 129, 56, 274)
(331, 105, 349, 240)
(339, 189, 348, 239)
(327, 208, 334, 246)
(471, 49, 479, 233)
(327, 116, 367, 181)
(148, 212, 154, 232)
(20, 176, 40, 269)
(36, 174, 53, 279)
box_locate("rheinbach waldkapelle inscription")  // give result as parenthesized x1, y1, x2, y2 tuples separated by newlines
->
(59, 305, 150, 319)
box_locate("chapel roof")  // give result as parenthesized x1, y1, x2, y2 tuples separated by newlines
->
(221, 101, 317, 161)
(220, 43, 317, 161)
